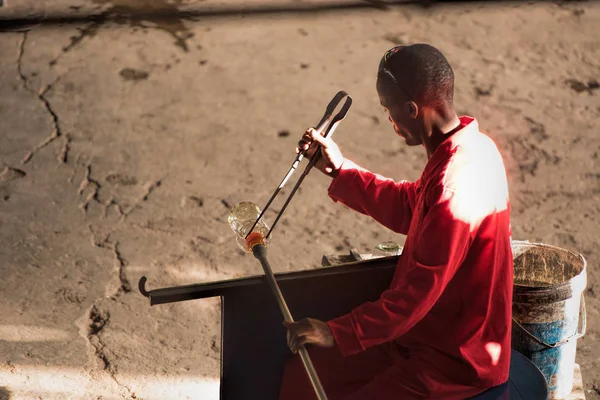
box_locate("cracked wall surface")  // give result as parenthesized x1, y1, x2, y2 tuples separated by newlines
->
(17, 31, 66, 165)
(1, 1, 600, 399)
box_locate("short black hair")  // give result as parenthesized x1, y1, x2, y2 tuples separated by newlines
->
(377, 44, 454, 108)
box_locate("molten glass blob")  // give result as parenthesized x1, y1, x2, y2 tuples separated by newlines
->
(228, 202, 270, 252)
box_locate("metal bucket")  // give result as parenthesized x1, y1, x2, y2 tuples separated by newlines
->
(511, 241, 587, 399)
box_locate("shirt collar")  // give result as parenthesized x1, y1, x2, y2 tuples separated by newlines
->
(420, 116, 479, 183)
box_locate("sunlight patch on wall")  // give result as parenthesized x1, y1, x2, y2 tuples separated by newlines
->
(0, 364, 219, 399)
(0, 325, 70, 342)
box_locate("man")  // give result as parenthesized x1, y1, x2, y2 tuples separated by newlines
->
(279, 44, 513, 399)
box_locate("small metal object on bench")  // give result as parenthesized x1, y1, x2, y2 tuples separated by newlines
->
(322, 246, 402, 266)
(322, 248, 380, 266)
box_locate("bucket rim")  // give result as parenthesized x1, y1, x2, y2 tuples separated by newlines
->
(511, 240, 587, 292)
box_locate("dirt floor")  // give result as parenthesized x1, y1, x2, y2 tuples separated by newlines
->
(0, 0, 598, 399)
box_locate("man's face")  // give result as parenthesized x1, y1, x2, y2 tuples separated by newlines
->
(378, 92, 422, 147)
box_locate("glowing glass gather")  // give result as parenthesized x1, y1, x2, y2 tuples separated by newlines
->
(228, 202, 271, 252)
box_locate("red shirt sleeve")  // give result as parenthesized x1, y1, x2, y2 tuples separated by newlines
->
(327, 184, 472, 356)
(327, 159, 419, 235)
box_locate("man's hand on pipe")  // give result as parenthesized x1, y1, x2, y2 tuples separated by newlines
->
(296, 128, 344, 178)
(284, 318, 336, 354)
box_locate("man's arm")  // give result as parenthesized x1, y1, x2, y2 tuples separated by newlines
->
(327, 185, 472, 356)
(328, 159, 418, 235)
(296, 128, 418, 235)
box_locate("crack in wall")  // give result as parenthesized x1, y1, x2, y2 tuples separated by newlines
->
(112, 375, 139, 399)
(17, 31, 66, 165)
(67, 152, 83, 183)
(82, 227, 140, 398)
(88, 224, 112, 248)
(49, 22, 101, 67)
(87, 226, 131, 297)
(0, 165, 26, 182)
(104, 197, 126, 218)
(78, 164, 128, 218)
(113, 242, 132, 293)
(77, 172, 164, 397)
(78, 164, 102, 213)
(77, 163, 162, 220)
(88, 305, 113, 372)
(123, 179, 162, 217)
(58, 134, 71, 163)
(81, 304, 140, 398)
(16, 20, 158, 400)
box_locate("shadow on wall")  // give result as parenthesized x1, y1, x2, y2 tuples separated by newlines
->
(0, 387, 13, 400)
(0, 1, 397, 32)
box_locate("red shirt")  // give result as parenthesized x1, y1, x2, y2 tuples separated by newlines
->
(326, 117, 513, 396)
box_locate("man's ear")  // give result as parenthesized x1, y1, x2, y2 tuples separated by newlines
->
(406, 101, 419, 119)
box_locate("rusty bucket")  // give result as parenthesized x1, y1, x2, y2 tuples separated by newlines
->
(511, 241, 587, 399)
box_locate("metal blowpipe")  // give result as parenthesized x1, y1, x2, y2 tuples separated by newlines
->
(228, 202, 328, 400)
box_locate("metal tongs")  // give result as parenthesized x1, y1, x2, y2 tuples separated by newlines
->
(245, 91, 353, 240)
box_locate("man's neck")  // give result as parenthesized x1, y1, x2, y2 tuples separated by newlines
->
(422, 108, 461, 159)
